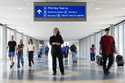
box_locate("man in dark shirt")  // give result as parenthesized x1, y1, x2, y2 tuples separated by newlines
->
(49, 27, 64, 75)
(100, 28, 116, 75)
(8, 35, 17, 69)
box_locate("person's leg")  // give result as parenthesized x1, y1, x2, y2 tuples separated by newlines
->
(9, 52, 13, 68)
(9, 52, 12, 64)
(107, 55, 114, 72)
(58, 55, 64, 75)
(52, 54, 57, 75)
(11, 52, 15, 67)
(21, 53, 24, 67)
(93, 53, 96, 61)
(65, 55, 68, 65)
(28, 52, 31, 67)
(73, 52, 77, 64)
(102, 55, 108, 73)
(17, 54, 21, 68)
(31, 52, 34, 64)
(72, 52, 75, 64)
(90, 53, 93, 61)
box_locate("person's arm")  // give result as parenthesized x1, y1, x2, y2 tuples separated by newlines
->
(60, 35, 64, 45)
(99, 37, 102, 55)
(49, 36, 61, 45)
(14, 41, 17, 50)
(7, 41, 9, 50)
(54, 35, 64, 46)
(49, 36, 53, 45)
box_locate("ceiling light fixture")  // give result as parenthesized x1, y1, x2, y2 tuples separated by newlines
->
(95, 8, 102, 10)
(17, 8, 23, 10)
(122, 8, 125, 10)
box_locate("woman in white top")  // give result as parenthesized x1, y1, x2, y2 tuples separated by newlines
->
(27, 39, 35, 67)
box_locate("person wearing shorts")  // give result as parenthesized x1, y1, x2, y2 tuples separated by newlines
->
(8, 35, 17, 69)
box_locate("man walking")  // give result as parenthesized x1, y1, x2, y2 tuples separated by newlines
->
(100, 28, 116, 75)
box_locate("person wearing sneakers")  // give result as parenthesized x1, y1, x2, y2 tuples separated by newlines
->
(16, 39, 24, 69)
(7, 35, 17, 69)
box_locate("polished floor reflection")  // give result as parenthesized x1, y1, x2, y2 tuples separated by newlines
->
(0, 57, 125, 83)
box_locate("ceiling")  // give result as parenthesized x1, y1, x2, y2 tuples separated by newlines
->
(0, 0, 125, 40)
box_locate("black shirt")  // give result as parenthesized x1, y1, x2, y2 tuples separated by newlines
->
(8, 41, 17, 52)
(49, 35, 64, 50)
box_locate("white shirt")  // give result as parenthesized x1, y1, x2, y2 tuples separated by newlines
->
(27, 44, 35, 51)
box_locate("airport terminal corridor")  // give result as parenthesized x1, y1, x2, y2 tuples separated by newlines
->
(1, 0, 125, 83)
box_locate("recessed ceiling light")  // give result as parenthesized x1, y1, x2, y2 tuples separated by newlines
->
(17, 8, 23, 10)
(95, 8, 102, 10)
(122, 8, 125, 10)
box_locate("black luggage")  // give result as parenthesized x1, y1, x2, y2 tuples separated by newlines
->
(96, 55, 103, 66)
(116, 55, 124, 66)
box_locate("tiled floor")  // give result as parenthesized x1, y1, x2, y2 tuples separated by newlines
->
(0, 57, 125, 83)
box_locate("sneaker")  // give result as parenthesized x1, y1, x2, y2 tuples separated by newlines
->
(10, 65, 13, 69)
(10, 62, 14, 69)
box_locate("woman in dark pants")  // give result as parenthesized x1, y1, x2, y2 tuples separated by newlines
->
(27, 39, 35, 68)
(49, 27, 64, 75)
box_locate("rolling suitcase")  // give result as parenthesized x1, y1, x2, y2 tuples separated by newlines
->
(116, 55, 124, 66)
(96, 55, 103, 66)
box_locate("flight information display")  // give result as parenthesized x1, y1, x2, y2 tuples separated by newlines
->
(34, 2, 86, 21)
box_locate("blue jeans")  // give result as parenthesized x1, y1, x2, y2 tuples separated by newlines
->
(17, 53, 24, 68)
(72, 52, 77, 63)
(90, 53, 95, 61)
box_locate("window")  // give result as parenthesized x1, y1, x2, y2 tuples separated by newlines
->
(118, 24, 124, 55)
(7, 29, 15, 43)
(0, 26, 3, 59)
(95, 32, 101, 55)
(16, 32, 23, 44)
(114, 26, 119, 53)
(123, 23, 125, 56)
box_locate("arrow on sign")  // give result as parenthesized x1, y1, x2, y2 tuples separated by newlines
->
(37, 9, 42, 14)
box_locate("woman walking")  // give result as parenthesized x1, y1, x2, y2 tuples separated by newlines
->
(49, 27, 64, 75)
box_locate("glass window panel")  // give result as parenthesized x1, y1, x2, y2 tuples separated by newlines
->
(114, 26, 119, 53)
(16, 32, 23, 44)
(118, 24, 124, 55)
(7, 29, 15, 43)
(0, 26, 3, 59)
(123, 23, 125, 56)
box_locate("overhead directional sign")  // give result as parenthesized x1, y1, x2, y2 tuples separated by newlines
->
(34, 2, 87, 21)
